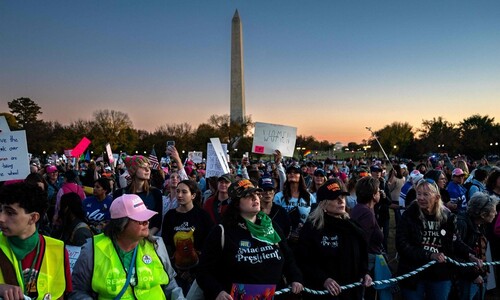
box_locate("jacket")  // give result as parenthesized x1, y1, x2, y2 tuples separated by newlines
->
(396, 202, 471, 289)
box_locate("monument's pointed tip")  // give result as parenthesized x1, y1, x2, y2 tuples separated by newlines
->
(233, 9, 240, 19)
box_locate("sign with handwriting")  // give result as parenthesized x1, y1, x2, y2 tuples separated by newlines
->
(0, 116, 30, 181)
(252, 122, 297, 157)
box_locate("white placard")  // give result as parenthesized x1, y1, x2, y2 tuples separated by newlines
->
(206, 142, 228, 178)
(188, 151, 203, 164)
(0, 116, 30, 181)
(251, 122, 297, 157)
(66, 245, 82, 274)
(105, 143, 114, 164)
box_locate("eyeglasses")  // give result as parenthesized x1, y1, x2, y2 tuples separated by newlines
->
(132, 220, 149, 226)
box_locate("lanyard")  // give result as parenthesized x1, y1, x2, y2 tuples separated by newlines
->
(114, 246, 138, 300)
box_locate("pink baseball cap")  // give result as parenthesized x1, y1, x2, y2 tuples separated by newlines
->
(46, 165, 58, 173)
(452, 168, 465, 177)
(110, 194, 157, 221)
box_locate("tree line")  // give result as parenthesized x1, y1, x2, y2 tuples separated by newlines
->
(2, 97, 500, 160)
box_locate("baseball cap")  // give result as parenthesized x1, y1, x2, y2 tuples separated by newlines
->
(46, 165, 58, 173)
(286, 164, 302, 174)
(228, 179, 263, 199)
(110, 194, 157, 221)
(316, 179, 349, 202)
(452, 168, 465, 177)
(409, 170, 424, 184)
(217, 173, 233, 183)
(314, 169, 326, 177)
(370, 165, 383, 172)
(258, 176, 275, 190)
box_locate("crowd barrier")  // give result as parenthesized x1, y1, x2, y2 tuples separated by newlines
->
(275, 257, 500, 296)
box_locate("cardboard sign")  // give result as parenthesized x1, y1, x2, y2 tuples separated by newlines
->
(105, 143, 114, 164)
(71, 137, 91, 157)
(206, 141, 228, 178)
(66, 245, 82, 274)
(252, 122, 297, 157)
(188, 151, 203, 164)
(0, 116, 30, 181)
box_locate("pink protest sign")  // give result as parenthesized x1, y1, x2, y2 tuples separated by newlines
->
(254, 145, 265, 154)
(71, 137, 91, 157)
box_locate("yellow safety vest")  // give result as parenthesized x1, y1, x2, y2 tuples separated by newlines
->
(0, 233, 66, 300)
(91, 234, 169, 300)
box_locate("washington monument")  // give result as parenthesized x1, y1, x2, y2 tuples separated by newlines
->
(230, 9, 245, 124)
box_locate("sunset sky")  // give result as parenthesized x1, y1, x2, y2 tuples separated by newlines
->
(1, 1, 499, 144)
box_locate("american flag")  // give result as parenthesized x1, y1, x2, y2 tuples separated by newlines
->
(149, 148, 160, 170)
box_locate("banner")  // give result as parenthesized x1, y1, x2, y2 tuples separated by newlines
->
(0, 116, 30, 181)
(71, 137, 91, 157)
(252, 122, 297, 157)
(206, 141, 228, 178)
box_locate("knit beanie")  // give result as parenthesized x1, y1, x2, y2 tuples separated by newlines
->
(124, 155, 149, 176)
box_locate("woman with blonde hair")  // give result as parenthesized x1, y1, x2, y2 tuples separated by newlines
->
(296, 178, 372, 300)
(396, 179, 480, 300)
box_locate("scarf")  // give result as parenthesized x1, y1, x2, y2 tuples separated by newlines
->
(244, 211, 281, 245)
(7, 230, 39, 261)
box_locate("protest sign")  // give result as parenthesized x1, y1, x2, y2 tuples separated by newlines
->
(105, 143, 114, 164)
(206, 141, 228, 178)
(0, 116, 30, 181)
(252, 122, 297, 157)
(188, 151, 203, 164)
(71, 137, 91, 157)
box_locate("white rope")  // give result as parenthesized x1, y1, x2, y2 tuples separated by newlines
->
(275, 257, 500, 296)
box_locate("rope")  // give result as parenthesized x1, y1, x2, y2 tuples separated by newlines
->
(274, 258, 500, 296)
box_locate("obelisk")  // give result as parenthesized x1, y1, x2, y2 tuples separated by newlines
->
(230, 9, 245, 124)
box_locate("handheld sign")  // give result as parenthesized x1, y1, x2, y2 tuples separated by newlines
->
(71, 137, 91, 157)
(0, 116, 30, 181)
(252, 122, 297, 157)
(188, 151, 203, 164)
(105, 143, 114, 164)
(206, 141, 228, 178)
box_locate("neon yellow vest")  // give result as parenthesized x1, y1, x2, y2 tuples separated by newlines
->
(91, 234, 169, 300)
(0, 233, 66, 300)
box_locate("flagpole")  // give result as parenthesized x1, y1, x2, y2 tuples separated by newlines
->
(366, 127, 393, 172)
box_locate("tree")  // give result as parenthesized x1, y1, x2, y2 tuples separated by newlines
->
(458, 114, 499, 159)
(207, 114, 254, 151)
(372, 122, 415, 158)
(8, 97, 42, 128)
(417, 117, 459, 156)
(91, 110, 134, 153)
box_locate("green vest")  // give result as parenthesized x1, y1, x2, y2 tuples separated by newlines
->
(0, 233, 66, 300)
(91, 234, 169, 300)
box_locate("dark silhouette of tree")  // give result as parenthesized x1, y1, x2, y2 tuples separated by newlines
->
(8, 97, 42, 128)
(458, 114, 498, 159)
(417, 117, 459, 156)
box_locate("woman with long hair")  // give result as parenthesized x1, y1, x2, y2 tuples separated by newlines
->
(295, 178, 372, 300)
(274, 164, 316, 245)
(396, 179, 479, 300)
(114, 155, 163, 235)
(161, 180, 214, 295)
(197, 179, 303, 299)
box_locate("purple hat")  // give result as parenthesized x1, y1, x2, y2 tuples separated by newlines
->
(110, 194, 157, 221)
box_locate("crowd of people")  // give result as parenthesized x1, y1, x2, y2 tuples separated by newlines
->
(1, 146, 500, 300)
